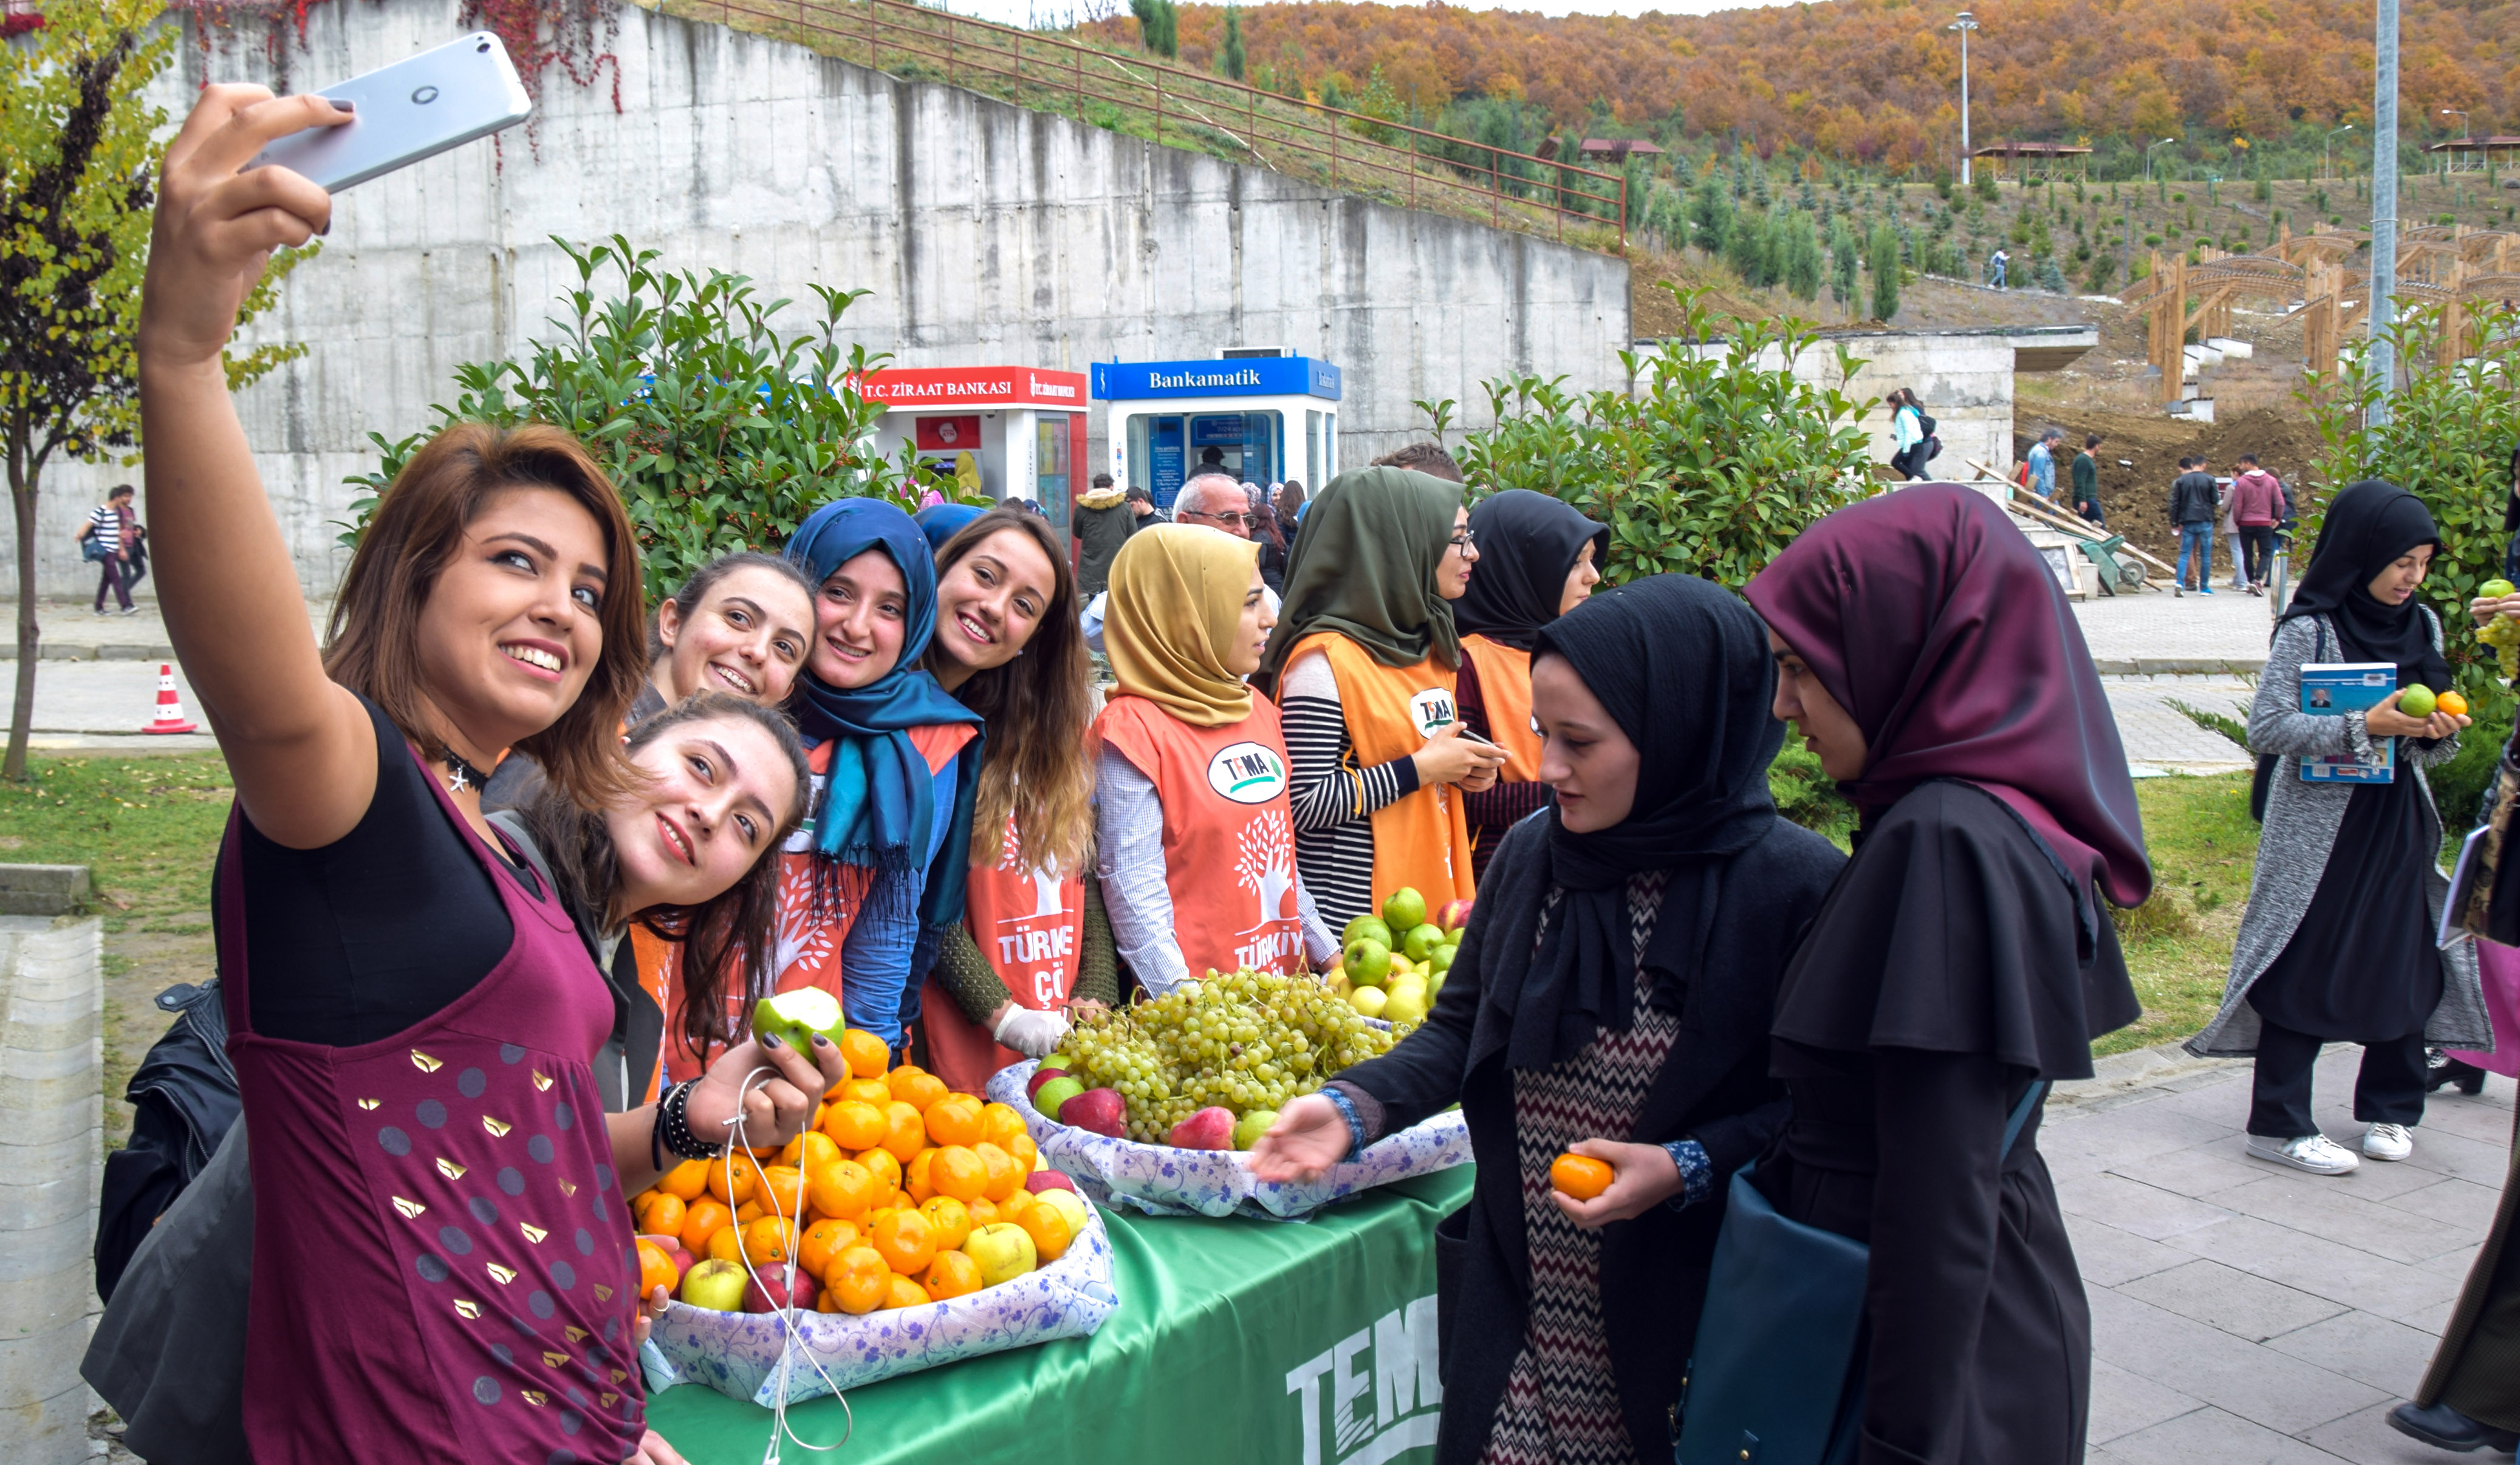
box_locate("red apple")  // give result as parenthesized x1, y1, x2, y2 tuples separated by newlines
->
(1436, 899, 1474, 933)
(744, 1268, 816, 1314)
(1025, 1067, 1071, 1101)
(1024, 1170, 1079, 1195)
(1166, 1106, 1236, 1150)
(1058, 1087, 1128, 1138)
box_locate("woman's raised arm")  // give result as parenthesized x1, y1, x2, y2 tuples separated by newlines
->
(138, 86, 374, 849)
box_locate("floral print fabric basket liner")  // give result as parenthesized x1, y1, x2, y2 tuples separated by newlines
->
(984, 1060, 1472, 1221)
(639, 1200, 1119, 1405)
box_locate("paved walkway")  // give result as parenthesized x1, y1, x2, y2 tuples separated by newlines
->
(2052, 1048, 2512, 1464)
(2072, 577, 2280, 671)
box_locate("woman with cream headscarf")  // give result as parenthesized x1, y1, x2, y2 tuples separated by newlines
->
(1092, 525, 1340, 991)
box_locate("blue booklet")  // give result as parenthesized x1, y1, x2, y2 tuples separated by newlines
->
(2299, 662, 2397, 783)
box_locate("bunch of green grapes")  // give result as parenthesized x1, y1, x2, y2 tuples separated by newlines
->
(1064, 969, 1400, 1142)
(2482, 615, 2520, 680)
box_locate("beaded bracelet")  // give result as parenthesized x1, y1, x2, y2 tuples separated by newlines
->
(652, 1079, 719, 1166)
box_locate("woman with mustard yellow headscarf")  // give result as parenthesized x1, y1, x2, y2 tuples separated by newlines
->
(1092, 525, 1341, 991)
(1260, 466, 1504, 931)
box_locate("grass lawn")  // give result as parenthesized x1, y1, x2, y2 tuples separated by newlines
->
(2103, 771, 2259, 1057)
(0, 751, 236, 1148)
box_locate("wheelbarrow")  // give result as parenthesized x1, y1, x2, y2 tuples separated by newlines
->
(2077, 535, 2146, 595)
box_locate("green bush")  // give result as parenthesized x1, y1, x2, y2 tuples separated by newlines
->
(344, 236, 971, 604)
(1768, 741, 1857, 846)
(1456, 284, 1875, 589)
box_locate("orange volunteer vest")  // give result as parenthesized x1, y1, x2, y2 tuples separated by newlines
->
(1097, 691, 1311, 980)
(924, 816, 1085, 1094)
(1286, 632, 1477, 912)
(1459, 634, 1544, 780)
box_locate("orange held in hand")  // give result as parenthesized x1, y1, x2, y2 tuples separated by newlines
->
(635, 1238, 681, 1298)
(2439, 690, 2470, 717)
(1550, 1153, 1615, 1201)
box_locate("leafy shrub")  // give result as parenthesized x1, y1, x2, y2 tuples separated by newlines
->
(1767, 742, 1857, 846)
(1456, 284, 1876, 589)
(346, 236, 971, 603)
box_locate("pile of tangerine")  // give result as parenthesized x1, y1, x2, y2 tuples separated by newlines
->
(625, 1030, 1080, 1313)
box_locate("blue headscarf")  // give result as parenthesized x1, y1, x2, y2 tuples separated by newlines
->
(784, 499, 986, 926)
(916, 503, 986, 558)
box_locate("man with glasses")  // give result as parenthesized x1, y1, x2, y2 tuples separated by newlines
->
(1082, 473, 1279, 654)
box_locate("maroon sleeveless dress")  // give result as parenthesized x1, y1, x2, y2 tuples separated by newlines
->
(218, 740, 645, 1464)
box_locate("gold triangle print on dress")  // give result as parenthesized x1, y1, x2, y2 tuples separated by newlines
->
(532, 1070, 553, 1092)
(556, 1178, 577, 1198)
(453, 1299, 481, 1319)
(521, 1389, 547, 1407)
(592, 1283, 613, 1302)
(482, 1116, 511, 1137)
(600, 1392, 620, 1409)
(391, 1197, 426, 1219)
(411, 1050, 442, 1073)
(541, 1350, 570, 1368)
(487, 1263, 517, 1285)
(357, 1098, 380, 1110)
(519, 1222, 547, 1244)
(564, 1325, 590, 1344)
(435, 1158, 467, 1181)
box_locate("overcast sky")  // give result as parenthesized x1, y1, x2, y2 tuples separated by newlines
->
(958, 0, 1791, 28)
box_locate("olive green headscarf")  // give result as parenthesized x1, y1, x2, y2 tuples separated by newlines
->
(1258, 466, 1466, 681)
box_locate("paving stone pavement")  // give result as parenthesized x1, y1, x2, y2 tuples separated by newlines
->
(2051, 1045, 2513, 1464)
(2072, 576, 2283, 669)
(2107, 678, 2259, 772)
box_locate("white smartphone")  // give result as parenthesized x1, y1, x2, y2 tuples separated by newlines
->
(246, 32, 531, 194)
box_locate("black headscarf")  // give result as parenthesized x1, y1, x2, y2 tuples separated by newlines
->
(2281, 479, 2453, 693)
(1452, 490, 1608, 652)
(1487, 575, 1784, 1070)
(2502, 444, 2520, 536)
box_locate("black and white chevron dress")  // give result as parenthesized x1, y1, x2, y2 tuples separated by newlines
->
(1482, 870, 1677, 1465)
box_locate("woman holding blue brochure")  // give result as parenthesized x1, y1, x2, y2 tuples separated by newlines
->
(2191, 480, 2489, 1176)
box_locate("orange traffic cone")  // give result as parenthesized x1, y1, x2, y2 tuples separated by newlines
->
(143, 663, 197, 735)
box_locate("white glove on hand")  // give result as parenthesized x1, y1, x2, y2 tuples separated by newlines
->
(993, 1004, 1072, 1057)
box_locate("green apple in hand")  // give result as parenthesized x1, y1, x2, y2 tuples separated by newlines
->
(1233, 1108, 1279, 1150)
(752, 987, 844, 1051)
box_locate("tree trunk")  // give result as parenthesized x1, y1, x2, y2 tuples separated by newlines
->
(6, 428, 41, 783)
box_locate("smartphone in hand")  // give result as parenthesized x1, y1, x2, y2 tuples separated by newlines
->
(246, 32, 531, 194)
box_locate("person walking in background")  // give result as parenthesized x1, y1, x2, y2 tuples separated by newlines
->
(1125, 485, 1166, 533)
(2170, 456, 2221, 596)
(1071, 472, 1132, 599)
(1888, 389, 1926, 481)
(1276, 479, 1307, 536)
(2025, 428, 2063, 502)
(1988, 247, 2010, 287)
(1245, 482, 1288, 593)
(2186, 482, 2486, 1176)
(1744, 485, 2149, 1465)
(2220, 462, 2250, 590)
(2072, 434, 2106, 524)
(2230, 452, 2283, 597)
(80, 483, 141, 615)
(1371, 442, 1465, 483)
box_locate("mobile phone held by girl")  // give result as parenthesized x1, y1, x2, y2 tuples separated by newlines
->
(245, 32, 530, 194)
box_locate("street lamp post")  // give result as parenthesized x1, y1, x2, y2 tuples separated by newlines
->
(2147, 137, 2178, 182)
(2325, 123, 2355, 182)
(1950, 12, 1979, 187)
(2443, 108, 2470, 176)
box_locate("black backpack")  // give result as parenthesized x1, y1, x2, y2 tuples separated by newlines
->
(95, 980, 238, 1302)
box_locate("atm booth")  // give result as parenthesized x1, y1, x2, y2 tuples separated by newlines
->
(856, 366, 1091, 533)
(1089, 355, 1342, 510)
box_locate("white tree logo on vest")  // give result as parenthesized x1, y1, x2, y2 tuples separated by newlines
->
(997, 821, 1067, 920)
(1233, 810, 1301, 970)
(1206, 741, 1288, 805)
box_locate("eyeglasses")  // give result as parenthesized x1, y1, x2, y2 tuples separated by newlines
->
(1183, 510, 1253, 529)
(1446, 529, 1477, 551)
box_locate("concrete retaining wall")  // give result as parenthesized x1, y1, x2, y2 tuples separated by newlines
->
(15, 0, 1629, 599)
(0, 914, 103, 1464)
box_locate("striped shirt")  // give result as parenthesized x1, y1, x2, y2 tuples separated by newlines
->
(87, 505, 123, 555)
(1279, 649, 1420, 931)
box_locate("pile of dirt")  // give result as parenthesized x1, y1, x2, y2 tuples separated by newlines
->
(2016, 407, 2329, 565)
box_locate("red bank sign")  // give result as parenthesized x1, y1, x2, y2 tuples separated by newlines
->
(855, 366, 1087, 409)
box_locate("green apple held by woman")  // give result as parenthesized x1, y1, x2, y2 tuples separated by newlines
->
(2361, 545, 2470, 739)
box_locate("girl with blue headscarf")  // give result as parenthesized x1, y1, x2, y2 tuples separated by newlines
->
(741, 499, 985, 1057)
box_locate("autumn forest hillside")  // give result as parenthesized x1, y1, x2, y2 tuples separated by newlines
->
(1081, 0, 2519, 179)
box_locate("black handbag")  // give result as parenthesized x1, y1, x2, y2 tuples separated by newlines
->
(1673, 1078, 2050, 1465)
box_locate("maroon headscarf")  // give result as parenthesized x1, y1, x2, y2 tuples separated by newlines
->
(1744, 484, 2152, 910)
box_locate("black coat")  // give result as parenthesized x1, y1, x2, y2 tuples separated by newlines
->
(1334, 813, 1846, 1465)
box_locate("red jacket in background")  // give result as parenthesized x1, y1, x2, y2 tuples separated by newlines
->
(2229, 470, 2283, 527)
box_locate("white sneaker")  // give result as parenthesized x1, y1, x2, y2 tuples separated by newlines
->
(2362, 1122, 2413, 1161)
(2248, 1133, 2361, 1174)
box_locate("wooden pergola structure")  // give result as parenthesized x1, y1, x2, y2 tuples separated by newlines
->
(1970, 142, 2092, 183)
(2423, 136, 2520, 172)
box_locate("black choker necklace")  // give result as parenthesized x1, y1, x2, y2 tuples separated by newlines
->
(440, 749, 493, 796)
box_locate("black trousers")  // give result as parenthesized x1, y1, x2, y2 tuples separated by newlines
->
(93, 556, 134, 611)
(2247, 1019, 2428, 1137)
(2238, 526, 2277, 585)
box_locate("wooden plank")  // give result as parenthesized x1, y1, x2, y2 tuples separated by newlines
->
(1963, 460, 2179, 578)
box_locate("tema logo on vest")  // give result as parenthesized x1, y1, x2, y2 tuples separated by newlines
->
(1405, 689, 1456, 739)
(1206, 741, 1289, 805)
(1284, 1294, 1442, 1465)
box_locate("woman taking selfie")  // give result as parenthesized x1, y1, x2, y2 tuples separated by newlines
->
(1743, 484, 2150, 1465)
(1251, 575, 1842, 1464)
(2189, 481, 2485, 1175)
(736, 498, 985, 1067)
(1451, 488, 1606, 881)
(140, 87, 843, 1464)
(1261, 466, 1505, 930)
(1095, 525, 1340, 993)
(909, 504, 1115, 1093)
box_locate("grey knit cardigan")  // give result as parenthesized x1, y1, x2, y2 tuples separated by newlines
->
(2184, 610, 2490, 1058)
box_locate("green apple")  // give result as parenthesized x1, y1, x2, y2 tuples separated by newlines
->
(1382, 887, 1427, 934)
(1032, 1075, 1086, 1116)
(1341, 914, 1393, 952)
(679, 1257, 750, 1311)
(2399, 684, 2439, 719)
(1428, 943, 1455, 974)
(1402, 923, 1445, 962)
(1041, 1050, 1076, 1075)
(1382, 985, 1428, 1026)
(1232, 1108, 1279, 1150)
(1033, 1186, 1091, 1237)
(752, 988, 844, 1051)
(2485, 579, 2517, 599)
(1344, 938, 1392, 988)
(1349, 986, 1388, 1019)
(962, 1222, 1039, 1286)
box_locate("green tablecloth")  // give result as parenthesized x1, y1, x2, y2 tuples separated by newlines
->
(646, 1166, 1474, 1465)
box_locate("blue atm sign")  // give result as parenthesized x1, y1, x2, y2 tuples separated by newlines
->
(1092, 357, 1341, 401)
